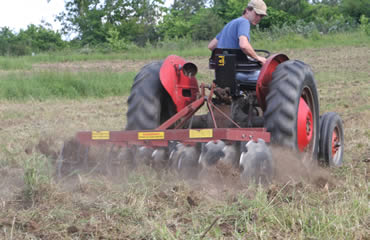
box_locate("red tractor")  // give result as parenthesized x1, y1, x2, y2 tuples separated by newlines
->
(64, 49, 344, 182)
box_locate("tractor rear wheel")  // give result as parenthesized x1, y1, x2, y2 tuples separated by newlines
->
(264, 60, 320, 161)
(126, 61, 177, 130)
(319, 112, 344, 167)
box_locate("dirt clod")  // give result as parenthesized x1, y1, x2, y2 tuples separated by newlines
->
(67, 225, 79, 234)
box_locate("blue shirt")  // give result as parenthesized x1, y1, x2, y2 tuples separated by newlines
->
(216, 17, 251, 49)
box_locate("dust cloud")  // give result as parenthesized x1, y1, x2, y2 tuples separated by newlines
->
(34, 137, 334, 195)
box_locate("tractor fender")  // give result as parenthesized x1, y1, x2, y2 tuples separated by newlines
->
(256, 54, 289, 110)
(160, 55, 199, 112)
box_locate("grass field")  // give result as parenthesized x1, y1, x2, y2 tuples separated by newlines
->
(0, 32, 369, 239)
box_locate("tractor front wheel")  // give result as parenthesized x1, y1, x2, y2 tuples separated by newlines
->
(264, 60, 320, 161)
(319, 112, 344, 167)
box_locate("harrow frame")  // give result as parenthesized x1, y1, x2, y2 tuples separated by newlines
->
(76, 83, 270, 147)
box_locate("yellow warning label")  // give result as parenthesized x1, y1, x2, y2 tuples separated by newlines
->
(218, 56, 225, 66)
(138, 132, 165, 140)
(189, 129, 213, 138)
(92, 131, 110, 140)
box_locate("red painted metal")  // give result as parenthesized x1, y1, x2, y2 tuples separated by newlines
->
(156, 96, 205, 130)
(159, 55, 199, 112)
(332, 129, 339, 156)
(207, 84, 218, 128)
(297, 97, 313, 151)
(156, 83, 240, 131)
(76, 128, 270, 148)
(256, 54, 289, 110)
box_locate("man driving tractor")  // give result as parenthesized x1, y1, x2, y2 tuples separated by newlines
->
(208, 0, 268, 65)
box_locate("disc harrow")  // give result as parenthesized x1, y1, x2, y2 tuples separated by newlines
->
(57, 49, 344, 182)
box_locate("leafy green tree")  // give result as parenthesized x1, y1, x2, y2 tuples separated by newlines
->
(56, 0, 164, 46)
(0, 27, 15, 55)
(210, 0, 298, 30)
(190, 8, 224, 40)
(56, 0, 106, 45)
(158, 0, 209, 39)
(264, 0, 310, 17)
(0, 24, 65, 56)
(211, 0, 229, 22)
(309, 3, 341, 21)
(157, 11, 192, 39)
(341, 0, 370, 21)
(359, 15, 370, 35)
(209, 0, 300, 29)
(222, 0, 248, 21)
(18, 24, 65, 52)
(106, 0, 164, 45)
(172, 0, 208, 18)
(311, 0, 340, 6)
(258, 7, 297, 29)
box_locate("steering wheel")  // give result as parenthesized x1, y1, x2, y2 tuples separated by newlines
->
(256, 49, 270, 58)
(247, 49, 271, 63)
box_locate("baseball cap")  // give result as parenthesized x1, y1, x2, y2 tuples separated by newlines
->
(248, 0, 267, 16)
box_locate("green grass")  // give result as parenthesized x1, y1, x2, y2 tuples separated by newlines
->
(0, 71, 136, 101)
(1, 31, 369, 71)
(254, 30, 370, 51)
(316, 71, 370, 114)
(0, 30, 368, 102)
(0, 57, 32, 70)
(0, 40, 210, 70)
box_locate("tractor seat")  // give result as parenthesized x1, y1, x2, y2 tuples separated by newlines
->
(235, 70, 260, 90)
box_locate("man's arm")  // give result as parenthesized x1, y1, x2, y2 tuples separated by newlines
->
(239, 35, 266, 65)
(208, 38, 218, 51)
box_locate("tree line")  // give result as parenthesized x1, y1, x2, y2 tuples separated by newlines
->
(1, 0, 369, 56)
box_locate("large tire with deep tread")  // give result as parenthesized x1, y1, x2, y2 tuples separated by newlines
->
(264, 60, 320, 160)
(126, 61, 177, 130)
(319, 112, 344, 167)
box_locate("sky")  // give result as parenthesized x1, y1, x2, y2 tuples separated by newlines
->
(0, 0, 64, 32)
(0, 0, 174, 33)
